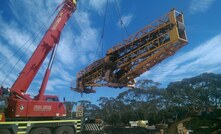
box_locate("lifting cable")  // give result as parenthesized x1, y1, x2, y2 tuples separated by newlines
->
(93, 0, 109, 61)
(114, 0, 129, 42)
(0, 5, 61, 86)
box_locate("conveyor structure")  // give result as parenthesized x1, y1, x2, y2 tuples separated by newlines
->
(74, 9, 188, 93)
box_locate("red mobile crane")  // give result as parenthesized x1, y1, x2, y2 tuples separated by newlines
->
(7, 0, 76, 118)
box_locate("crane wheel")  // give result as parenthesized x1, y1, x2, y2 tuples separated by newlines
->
(55, 126, 75, 134)
(0, 129, 11, 134)
(30, 127, 51, 134)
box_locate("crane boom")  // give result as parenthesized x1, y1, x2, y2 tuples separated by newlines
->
(74, 9, 188, 93)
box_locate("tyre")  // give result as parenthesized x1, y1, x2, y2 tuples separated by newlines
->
(0, 129, 11, 134)
(30, 127, 51, 134)
(55, 126, 75, 134)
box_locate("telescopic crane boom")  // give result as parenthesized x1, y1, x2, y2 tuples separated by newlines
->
(74, 9, 188, 94)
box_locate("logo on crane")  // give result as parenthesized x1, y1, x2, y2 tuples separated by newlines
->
(34, 105, 52, 111)
(19, 105, 25, 111)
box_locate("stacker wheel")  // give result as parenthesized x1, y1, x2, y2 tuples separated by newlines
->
(0, 129, 11, 134)
(55, 126, 75, 134)
(30, 127, 51, 134)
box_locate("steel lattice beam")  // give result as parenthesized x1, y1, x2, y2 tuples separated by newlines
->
(73, 9, 188, 94)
